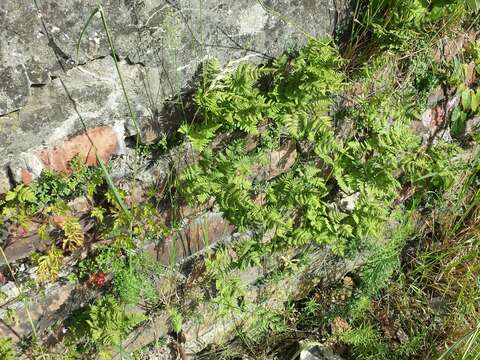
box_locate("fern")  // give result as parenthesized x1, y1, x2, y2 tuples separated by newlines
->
(85, 296, 146, 347)
(0, 337, 16, 360)
(340, 324, 380, 347)
(179, 122, 221, 152)
(175, 37, 468, 329)
(61, 217, 84, 251)
(4, 184, 36, 204)
(179, 40, 349, 255)
(213, 276, 246, 316)
(36, 245, 64, 283)
(194, 62, 270, 141)
(270, 38, 344, 141)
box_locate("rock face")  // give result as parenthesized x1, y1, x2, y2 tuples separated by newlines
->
(0, 0, 351, 193)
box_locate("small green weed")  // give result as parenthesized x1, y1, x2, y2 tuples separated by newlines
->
(0, 337, 16, 360)
(67, 295, 146, 354)
(168, 307, 183, 334)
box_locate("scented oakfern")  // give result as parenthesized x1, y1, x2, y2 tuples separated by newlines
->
(269, 38, 344, 142)
(177, 38, 388, 256)
(177, 37, 454, 264)
(194, 61, 270, 137)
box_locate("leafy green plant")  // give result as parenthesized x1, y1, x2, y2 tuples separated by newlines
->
(450, 82, 480, 136)
(347, 0, 466, 58)
(168, 307, 183, 334)
(35, 245, 64, 283)
(466, 0, 480, 12)
(113, 261, 159, 306)
(0, 337, 16, 360)
(245, 305, 288, 339)
(4, 184, 36, 204)
(213, 276, 246, 316)
(194, 61, 270, 136)
(34, 157, 103, 206)
(340, 324, 380, 348)
(78, 246, 163, 308)
(84, 296, 146, 347)
(268, 38, 344, 142)
(179, 122, 221, 152)
(60, 216, 84, 251)
(90, 206, 105, 223)
(303, 297, 322, 316)
(78, 246, 118, 280)
(0, 184, 37, 228)
(359, 214, 415, 295)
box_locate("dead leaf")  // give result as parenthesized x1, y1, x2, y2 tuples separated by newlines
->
(331, 316, 350, 335)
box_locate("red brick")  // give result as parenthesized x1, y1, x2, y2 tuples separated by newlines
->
(148, 213, 234, 265)
(38, 127, 119, 173)
(21, 168, 33, 184)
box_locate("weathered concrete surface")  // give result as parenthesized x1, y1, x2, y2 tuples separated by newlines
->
(0, 0, 351, 192)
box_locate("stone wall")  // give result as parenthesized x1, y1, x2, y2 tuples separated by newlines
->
(0, 0, 351, 193)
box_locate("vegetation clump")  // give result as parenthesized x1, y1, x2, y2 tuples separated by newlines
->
(0, 0, 479, 359)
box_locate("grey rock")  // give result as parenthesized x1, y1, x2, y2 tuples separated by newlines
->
(465, 116, 480, 136)
(9, 152, 45, 183)
(0, 282, 20, 307)
(0, 0, 351, 192)
(300, 346, 325, 360)
(0, 167, 11, 194)
(336, 191, 360, 212)
(300, 345, 345, 360)
(0, 65, 30, 115)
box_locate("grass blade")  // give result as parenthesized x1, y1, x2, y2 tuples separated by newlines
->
(437, 324, 480, 360)
(98, 6, 141, 136)
(96, 154, 131, 219)
(76, 7, 100, 63)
